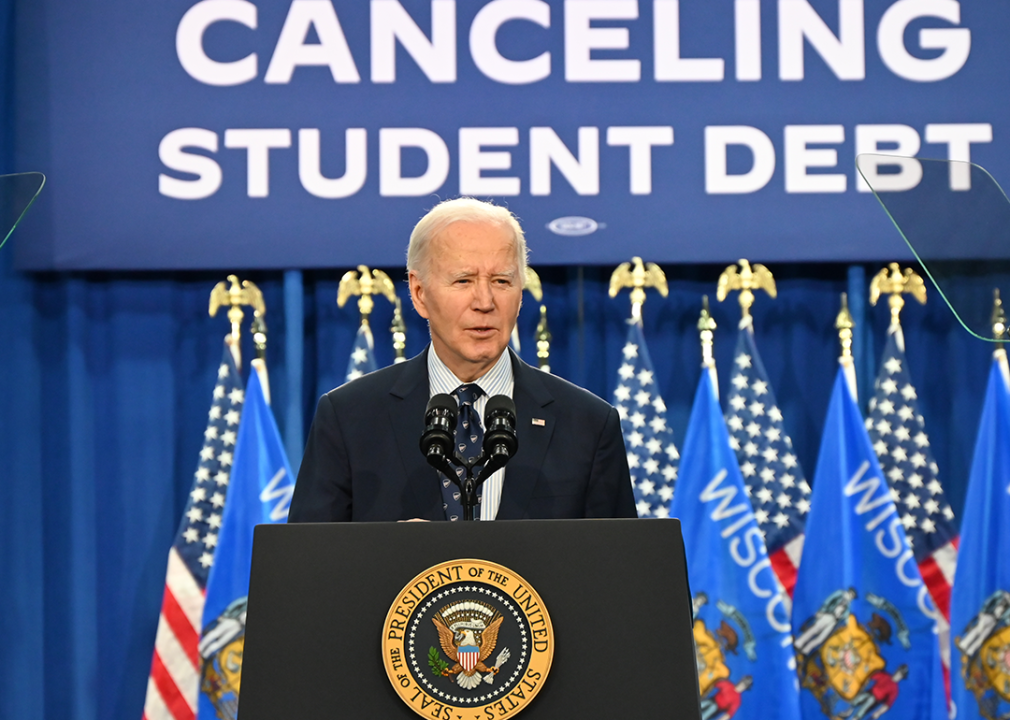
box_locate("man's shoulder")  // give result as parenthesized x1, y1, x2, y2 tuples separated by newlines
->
(321, 355, 422, 405)
(518, 362, 615, 417)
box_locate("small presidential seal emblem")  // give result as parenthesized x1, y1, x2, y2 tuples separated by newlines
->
(382, 559, 553, 720)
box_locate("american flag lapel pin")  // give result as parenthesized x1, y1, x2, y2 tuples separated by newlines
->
(532, 418, 546, 427)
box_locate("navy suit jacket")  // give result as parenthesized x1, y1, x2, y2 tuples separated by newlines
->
(288, 348, 636, 522)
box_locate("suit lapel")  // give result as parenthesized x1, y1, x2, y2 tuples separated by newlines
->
(388, 349, 444, 521)
(496, 353, 555, 520)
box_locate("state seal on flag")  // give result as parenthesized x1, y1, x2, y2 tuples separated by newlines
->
(955, 589, 1010, 720)
(795, 588, 912, 720)
(382, 559, 553, 720)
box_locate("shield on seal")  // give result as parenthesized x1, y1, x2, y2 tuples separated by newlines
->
(981, 625, 1010, 701)
(459, 646, 480, 673)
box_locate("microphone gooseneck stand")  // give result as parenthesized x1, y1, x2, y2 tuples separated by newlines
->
(420, 393, 518, 521)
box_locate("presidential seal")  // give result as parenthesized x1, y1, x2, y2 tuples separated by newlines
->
(382, 559, 553, 720)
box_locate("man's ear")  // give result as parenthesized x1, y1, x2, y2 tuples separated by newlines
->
(408, 271, 430, 320)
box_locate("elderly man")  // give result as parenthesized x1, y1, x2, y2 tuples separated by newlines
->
(288, 198, 635, 522)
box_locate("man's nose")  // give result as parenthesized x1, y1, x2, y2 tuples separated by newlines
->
(471, 279, 495, 311)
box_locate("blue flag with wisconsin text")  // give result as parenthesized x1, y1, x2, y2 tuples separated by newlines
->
(197, 369, 295, 720)
(671, 371, 800, 720)
(950, 352, 1010, 720)
(793, 368, 946, 720)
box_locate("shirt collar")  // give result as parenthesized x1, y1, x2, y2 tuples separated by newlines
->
(427, 344, 514, 399)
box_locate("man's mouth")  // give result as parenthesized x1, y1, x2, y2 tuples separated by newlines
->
(466, 327, 496, 337)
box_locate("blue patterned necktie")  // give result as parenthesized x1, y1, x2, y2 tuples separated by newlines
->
(440, 384, 485, 521)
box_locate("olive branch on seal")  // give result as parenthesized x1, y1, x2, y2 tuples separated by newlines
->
(427, 647, 449, 676)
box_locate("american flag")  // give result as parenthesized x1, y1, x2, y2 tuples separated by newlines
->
(865, 326, 958, 684)
(724, 326, 810, 596)
(143, 341, 244, 720)
(345, 324, 377, 383)
(612, 322, 679, 518)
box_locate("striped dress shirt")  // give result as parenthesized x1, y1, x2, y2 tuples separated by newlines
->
(427, 345, 514, 521)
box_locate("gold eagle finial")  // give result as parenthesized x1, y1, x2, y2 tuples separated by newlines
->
(208, 275, 266, 367)
(337, 265, 398, 326)
(869, 263, 926, 327)
(608, 257, 668, 323)
(716, 259, 776, 324)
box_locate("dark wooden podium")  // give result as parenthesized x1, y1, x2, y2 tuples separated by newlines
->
(238, 518, 700, 720)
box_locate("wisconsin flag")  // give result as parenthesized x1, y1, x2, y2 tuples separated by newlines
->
(670, 371, 799, 720)
(197, 369, 295, 720)
(949, 350, 1010, 720)
(793, 369, 946, 720)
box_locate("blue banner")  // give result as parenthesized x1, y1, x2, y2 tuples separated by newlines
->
(198, 369, 295, 720)
(949, 354, 1010, 720)
(15, 0, 1010, 269)
(671, 371, 799, 720)
(793, 368, 946, 720)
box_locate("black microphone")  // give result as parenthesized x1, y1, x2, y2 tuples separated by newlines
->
(476, 395, 518, 483)
(420, 394, 457, 476)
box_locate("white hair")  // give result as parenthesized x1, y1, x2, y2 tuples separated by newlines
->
(406, 197, 528, 284)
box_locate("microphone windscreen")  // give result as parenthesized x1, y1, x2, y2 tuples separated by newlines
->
(426, 393, 457, 418)
(484, 395, 516, 423)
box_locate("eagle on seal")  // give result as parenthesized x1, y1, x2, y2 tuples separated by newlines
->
(432, 602, 510, 690)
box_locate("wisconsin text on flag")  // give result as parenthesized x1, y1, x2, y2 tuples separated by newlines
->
(725, 326, 810, 596)
(144, 341, 244, 720)
(671, 370, 800, 720)
(792, 368, 946, 720)
(612, 322, 679, 518)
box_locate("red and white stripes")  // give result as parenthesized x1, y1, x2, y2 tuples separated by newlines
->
(143, 548, 204, 720)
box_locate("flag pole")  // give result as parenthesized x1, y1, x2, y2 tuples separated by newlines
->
(535, 305, 552, 373)
(390, 297, 408, 363)
(992, 289, 1009, 386)
(836, 292, 857, 401)
(698, 295, 718, 399)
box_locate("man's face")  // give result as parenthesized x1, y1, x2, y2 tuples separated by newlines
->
(409, 220, 522, 382)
